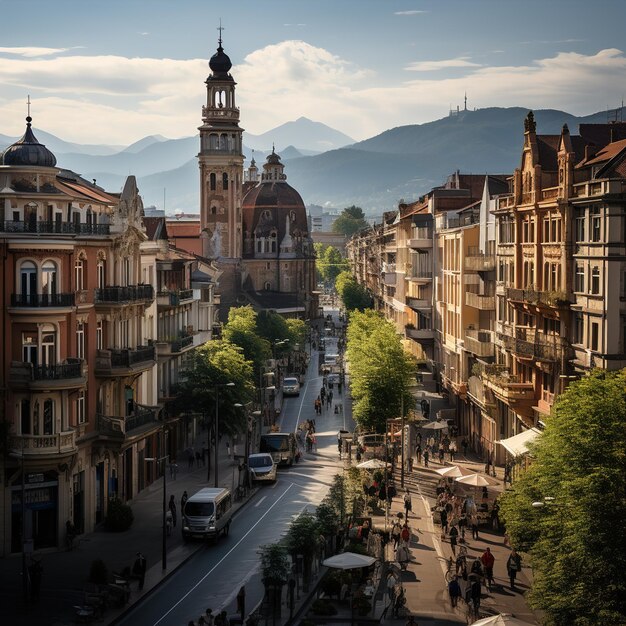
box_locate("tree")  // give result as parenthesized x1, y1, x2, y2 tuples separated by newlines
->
(335, 271, 373, 311)
(499, 370, 626, 626)
(285, 513, 321, 588)
(332, 205, 368, 237)
(346, 310, 417, 432)
(222, 305, 271, 376)
(286, 318, 307, 349)
(315, 243, 348, 284)
(173, 340, 255, 437)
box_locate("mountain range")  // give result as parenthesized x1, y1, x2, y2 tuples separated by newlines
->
(0, 108, 623, 215)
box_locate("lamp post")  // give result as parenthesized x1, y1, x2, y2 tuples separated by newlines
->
(214, 382, 235, 488)
(145, 431, 169, 571)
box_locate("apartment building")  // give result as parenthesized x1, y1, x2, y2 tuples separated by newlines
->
(0, 118, 161, 555)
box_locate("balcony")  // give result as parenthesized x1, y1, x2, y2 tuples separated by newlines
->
(1, 220, 110, 235)
(481, 369, 535, 403)
(408, 231, 432, 249)
(95, 285, 154, 306)
(408, 272, 433, 283)
(95, 345, 156, 377)
(498, 328, 568, 362)
(406, 297, 430, 310)
(96, 407, 158, 440)
(405, 326, 435, 341)
(464, 255, 496, 272)
(383, 272, 397, 285)
(10, 359, 86, 390)
(11, 293, 75, 307)
(156, 288, 194, 308)
(465, 292, 495, 310)
(156, 335, 195, 357)
(8, 431, 77, 458)
(464, 330, 495, 358)
(506, 287, 572, 309)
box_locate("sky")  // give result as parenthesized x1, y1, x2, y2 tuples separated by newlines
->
(0, 0, 625, 146)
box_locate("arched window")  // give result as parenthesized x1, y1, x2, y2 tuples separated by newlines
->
(41, 325, 57, 366)
(20, 261, 37, 300)
(41, 261, 58, 296)
(75, 258, 85, 290)
(222, 173, 228, 190)
(97, 259, 106, 289)
(210, 173, 216, 191)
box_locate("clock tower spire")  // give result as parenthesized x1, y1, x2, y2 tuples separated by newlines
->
(198, 32, 244, 260)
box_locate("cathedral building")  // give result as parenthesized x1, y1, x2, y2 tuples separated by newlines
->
(188, 36, 317, 318)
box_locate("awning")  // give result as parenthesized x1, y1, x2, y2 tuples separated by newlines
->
(496, 428, 541, 457)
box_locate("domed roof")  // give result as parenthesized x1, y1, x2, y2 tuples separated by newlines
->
(2, 117, 57, 167)
(208, 42, 232, 77)
(242, 181, 305, 210)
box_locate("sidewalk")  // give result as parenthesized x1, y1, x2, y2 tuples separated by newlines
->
(0, 440, 253, 626)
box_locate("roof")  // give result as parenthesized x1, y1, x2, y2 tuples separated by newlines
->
(242, 181, 305, 209)
(55, 177, 118, 204)
(144, 216, 169, 240)
(578, 138, 626, 167)
(536, 136, 559, 171)
(1, 117, 57, 168)
(244, 290, 305, 312)
(166, 221, 201, 237)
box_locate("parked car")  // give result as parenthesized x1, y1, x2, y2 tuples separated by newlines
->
(282, 376, 301, 396)
(248, 453, 277, 483)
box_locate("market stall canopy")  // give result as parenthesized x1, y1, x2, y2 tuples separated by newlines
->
(496, 428, 541, 457)
(471, 614, 535, 626)
(323, 552, 377, 570)
(357, 458, 391, 469)
(434, 465, 473, 478)
(455, 473, 499, 487)
(421, 421, 449, 430)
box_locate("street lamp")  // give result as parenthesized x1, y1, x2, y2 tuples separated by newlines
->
(214, 382, 235, 488)
(145, 429, 169, 570)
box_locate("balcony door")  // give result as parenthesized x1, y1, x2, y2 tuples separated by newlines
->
(41, 329, 56, 366)
(22, 332, 38, 365)
(41, 261, 58, 300)
(24, 202, 37, 232)
(20, 262, 37, 304)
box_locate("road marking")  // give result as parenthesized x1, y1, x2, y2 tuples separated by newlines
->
(254, 496, 266, 507)
(152, 483, 295, 626)
(419, 492, 448, 577)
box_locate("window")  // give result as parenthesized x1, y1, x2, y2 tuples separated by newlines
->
(590, 208, 601, 242)
(574, 208, 585, 242)
(591, 322, 599, 351)
(210, 173, 216, 191)
(591, 266, 600, 295)
(222, 173, 228, 190)
(96, 320, 103, 350)
(41, 327, 56, 365)
(41, 261, 57, 295)
(75, 259, 84, 290)
(20, 261, 37, 299)
(97, 260, 105, 289)
(573, 313, 583, 344)
(575, 264, 585, 292)
(22, 332, 37, 364)
(77, 391, 86, 424)
(120, 319, 130, 348)
(43, 399, 54, 435)
(77, 322, 85, 359)
(123, 258, 131, 286)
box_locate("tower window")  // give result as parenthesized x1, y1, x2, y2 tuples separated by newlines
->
(210, 173, 216, 191)
(223, 173, 228, 191)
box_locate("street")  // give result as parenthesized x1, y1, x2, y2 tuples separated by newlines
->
(116, 312, 353, 626)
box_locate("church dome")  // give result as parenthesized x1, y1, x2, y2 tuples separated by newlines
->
(209, 43, 232, 77)
(2, 117, 57, 167)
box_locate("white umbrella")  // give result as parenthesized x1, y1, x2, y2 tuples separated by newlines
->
(421, 421, 449, 430)
(471, 614, 535, 626)
(434, 465, 473, 478)
(323, 552, 376, 570)
(455, 473, 499, 487)
(357, 458, 391, 469)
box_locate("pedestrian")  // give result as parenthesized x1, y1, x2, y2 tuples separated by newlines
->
(205, 609, 214, 626)
(169, 494, 177, 527)
(449, 524, 459, 555)
(480, 547, 495, 590)
(469, 574, 482, 614)
(415, 443, 422, 464)
(403, 489, 412, 520)
(423, 448, 429, 467)
(506, 549, 522, 590)
(386, 570, 398, 602)
(439, 507, 448, 535)
(438, 443, 445, 464)
(326, 394, 332, 409)
(448, 575, 461, 608)
(391, 520, 402, 549)
(133, 552, 147, 590)
(320, 386, 326, 402)
(29, 557, 43, 600)
(400, 522, 411, 546)
(461, 437, 468, 457)
(470, 513, 479, 540)
(449, 440, 457, 461)
(181, 490, 189, 513)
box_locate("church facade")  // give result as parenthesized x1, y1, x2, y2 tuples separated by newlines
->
(196, 37, 317, 318)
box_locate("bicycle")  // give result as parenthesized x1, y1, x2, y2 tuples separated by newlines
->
(443, 556, 456, 583)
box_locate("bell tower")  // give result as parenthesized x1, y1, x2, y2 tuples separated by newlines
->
(198, 31, 244, 259)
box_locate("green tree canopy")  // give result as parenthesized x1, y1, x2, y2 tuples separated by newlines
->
(173, 340, 255, 437)
(222, 305, 271, 376)
(336, 271, 373, 311)
(332, 205, 369, 237)
(346, 310, 417, 432)
(286, 318, 307, 349)
(499, 369, 626, 626)
(315, 243, 349, 284)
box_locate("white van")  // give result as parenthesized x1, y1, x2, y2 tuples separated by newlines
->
(182, 487, 232, 542)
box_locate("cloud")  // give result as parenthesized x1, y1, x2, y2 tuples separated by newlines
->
(394, 10, 427, 15)
(0, 46, 73, 57)
(405, 57, 482, 71)
(0, 44, 623, 145)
